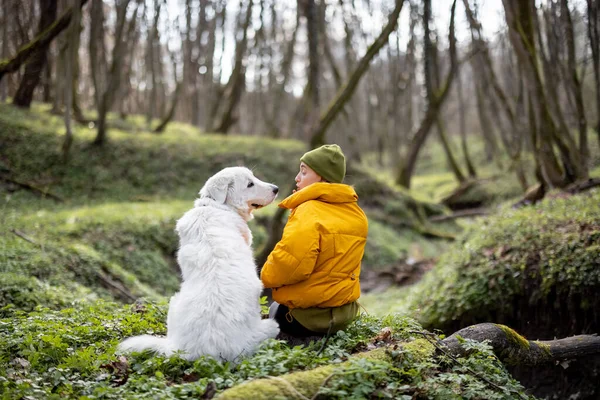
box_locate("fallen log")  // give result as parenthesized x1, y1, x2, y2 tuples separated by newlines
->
(428, 207, 489, 222)
(442, 323, 600, 366)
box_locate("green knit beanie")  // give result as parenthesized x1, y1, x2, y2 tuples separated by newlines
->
(300, 144, 346, 183)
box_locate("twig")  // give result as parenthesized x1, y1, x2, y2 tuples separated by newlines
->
(410, 330, 528, 400)
(429, 208, 490, 223)
(1, 176, 64, 202)
(10, 229, 39, 246)
(311, 374, 335, 400)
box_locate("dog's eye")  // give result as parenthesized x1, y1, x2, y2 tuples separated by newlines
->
(247, 182, 254, 188)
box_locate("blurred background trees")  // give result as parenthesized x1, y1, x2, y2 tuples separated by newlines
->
(0, 0, 598, 189)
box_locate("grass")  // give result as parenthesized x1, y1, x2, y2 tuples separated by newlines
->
(1, 102, 449, 310)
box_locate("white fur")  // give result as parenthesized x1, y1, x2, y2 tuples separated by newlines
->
(118, 167, 280, 362)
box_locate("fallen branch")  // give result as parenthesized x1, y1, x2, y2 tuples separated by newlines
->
(1, 176, 63, 202)
(10, 229, 39, 246)
(442, 323, 600, 366)
(95, 269, 137, 302)
(565, 178, 600, 194)
(428, 208, 489, 222)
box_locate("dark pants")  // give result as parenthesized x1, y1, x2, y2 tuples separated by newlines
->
(274, 304, 324, 338)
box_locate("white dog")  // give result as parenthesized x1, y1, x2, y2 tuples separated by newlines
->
(118, 167, 280, 362)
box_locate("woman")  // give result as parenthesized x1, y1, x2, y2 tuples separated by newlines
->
(261, 144, 368, 337)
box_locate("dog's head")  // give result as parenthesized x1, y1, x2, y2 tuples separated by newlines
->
(198, 167, 279, 221)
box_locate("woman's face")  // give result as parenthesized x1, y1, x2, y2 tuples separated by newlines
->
(295, 162, 322, 191)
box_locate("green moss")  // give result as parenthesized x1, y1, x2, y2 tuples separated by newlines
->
(401, 188, 600, 337)
(496, 324, 530, 349)
(402, 338, 435, 361)
(533, 341, 552, 356)
(218, 365, 335, 400)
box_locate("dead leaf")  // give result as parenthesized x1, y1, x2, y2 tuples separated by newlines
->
(373, 327, 393, 343)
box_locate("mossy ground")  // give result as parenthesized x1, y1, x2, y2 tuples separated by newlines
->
(2, 102, 595, 398)
(365, 188, 600, 339)
(0, 304, 531, 399)
(1, 103, 453, 309)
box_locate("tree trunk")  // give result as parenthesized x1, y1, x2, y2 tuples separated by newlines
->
(502, 0, 568, 187)
(93, 0, 135, 146)
(146, 0, 162, 128)
(0, 3, 9, 102)
(437, 117, 466, 183)
(154, 82, 182, 133)
(586, 0, 600, 145)
(0, 0, 89, 85)
(12, 0, 58, 108)
(561, 0, 588, 177)
(213, 0, 253, 134)
(456, 68, 477, 177)
(396, 0, 458, 189)
(63, 0, 81, 163)
(309, 0, 406, 149)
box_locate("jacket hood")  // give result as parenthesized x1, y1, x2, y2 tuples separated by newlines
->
(278, 182, 358, 209)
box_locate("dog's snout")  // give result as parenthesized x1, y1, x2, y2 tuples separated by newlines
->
(272, 185, 279, 194)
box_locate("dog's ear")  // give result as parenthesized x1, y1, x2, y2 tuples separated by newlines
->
(199, 174, 232, 204)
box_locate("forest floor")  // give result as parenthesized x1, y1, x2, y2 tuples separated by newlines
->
(1, 103, 599, 399)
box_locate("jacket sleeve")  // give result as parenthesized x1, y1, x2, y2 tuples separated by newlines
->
(260, 206, 320, 288)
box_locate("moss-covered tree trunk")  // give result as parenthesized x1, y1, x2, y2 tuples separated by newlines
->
(0, 0, 89, 86)
(12, 0, 58, 108)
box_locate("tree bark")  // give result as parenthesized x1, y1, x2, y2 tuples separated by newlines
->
(154, 82, 182, 133)
(62, 0, 81, 163)
(456, 67, 477, 177)
(12, 0, 58, 108)
(561, 0, 588, 177)
(586, 0, 600, 145)
(396, 0, 458, 189)
(436, 117, 466, 183)
(0, 3, 8, 102)
(93, 0, 136, 146)
(0, 0, 89, 85)
(309, 0, 406, 149)
(442, 323, 600, 366)
(213, 0, 253, 134)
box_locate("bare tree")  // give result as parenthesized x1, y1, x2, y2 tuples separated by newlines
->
(309, 0, 406, 149)
(62, 0, 82, 163)
(0, 2, 8, 102)
(92, 0, 138, 146)
(0, 0, 89, 86)
(396, 0, 458, 189)
(212, 0, 254, 134)
(12, 0, 58, 108)
(586, 0, 600, 146)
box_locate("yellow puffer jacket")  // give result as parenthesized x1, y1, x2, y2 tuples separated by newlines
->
(261, 182, 368, 309)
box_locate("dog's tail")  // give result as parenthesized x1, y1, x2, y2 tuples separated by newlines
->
(117, 335, 174, 356)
